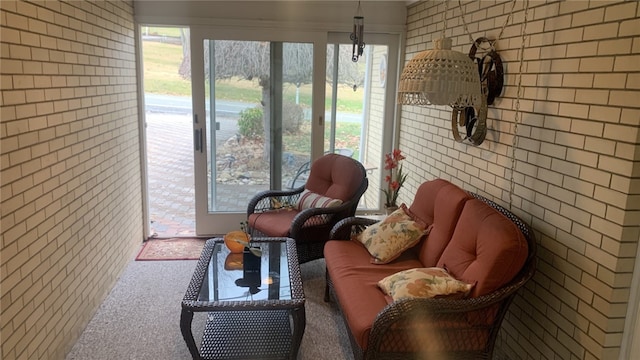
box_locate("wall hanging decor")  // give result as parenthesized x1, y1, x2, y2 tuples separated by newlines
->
(449, 0, 515, 146)
(451, 36, 504, 145)
(398, 0, 524, 148)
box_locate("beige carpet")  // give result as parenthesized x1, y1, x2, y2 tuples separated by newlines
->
(66, 258, 355, 359)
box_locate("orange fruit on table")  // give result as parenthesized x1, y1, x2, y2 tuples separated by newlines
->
(224, 230, 250, 253)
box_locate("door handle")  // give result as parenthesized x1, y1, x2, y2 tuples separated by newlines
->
(194, 129, 203, 153)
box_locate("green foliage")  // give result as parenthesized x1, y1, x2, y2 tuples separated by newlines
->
(142, 39, 364, 150)
(237, 102, 304, 137)
(328, 122, 361, 158)
(238, 107, 264, 138)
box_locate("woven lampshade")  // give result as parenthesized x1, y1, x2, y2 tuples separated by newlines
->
(398, 37, 481, 108)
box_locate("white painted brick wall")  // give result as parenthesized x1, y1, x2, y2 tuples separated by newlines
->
(403, 1, 640, 359)
(0, 1, 142, 359)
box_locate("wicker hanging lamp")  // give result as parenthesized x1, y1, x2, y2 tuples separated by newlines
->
(397, 37, 481, 107)
(397, 1, 481, 108)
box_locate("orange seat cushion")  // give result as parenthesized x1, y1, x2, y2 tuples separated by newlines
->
(248, 208, 299, 237)
(324, 239, 423, 350)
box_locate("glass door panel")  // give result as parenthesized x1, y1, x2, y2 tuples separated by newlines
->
(325, 39, 393, 212)
(204, 40, 271, 214)
(191, 29, 320, 235)
(282, 43, 313, 190)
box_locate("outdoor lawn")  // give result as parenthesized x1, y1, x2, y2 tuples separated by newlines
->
(143, 31, 364, 157)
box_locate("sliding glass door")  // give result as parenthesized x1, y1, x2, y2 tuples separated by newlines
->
(325, 33, 400, 212)
(189, 28, 399, 235)
(190, 28, 326, 235)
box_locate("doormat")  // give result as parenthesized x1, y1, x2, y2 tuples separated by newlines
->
(136, 237, 209, 261)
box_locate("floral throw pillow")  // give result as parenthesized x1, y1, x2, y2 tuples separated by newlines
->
(378, 267, 474, 301)
(358, 205, 429, 264)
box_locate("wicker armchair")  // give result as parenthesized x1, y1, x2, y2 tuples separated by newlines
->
(325, 192, 537, 360)
(248, 153, 368, 263)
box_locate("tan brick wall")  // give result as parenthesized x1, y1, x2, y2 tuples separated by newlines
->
(0, 1, 142, 359)
(401, 1, 639, 359)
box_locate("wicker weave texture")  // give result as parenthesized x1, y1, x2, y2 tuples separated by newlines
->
(200, 311, 292, 360)
(398, 37, 481, 108)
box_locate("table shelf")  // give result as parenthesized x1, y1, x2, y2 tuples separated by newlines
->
(200, 310, 293, 360)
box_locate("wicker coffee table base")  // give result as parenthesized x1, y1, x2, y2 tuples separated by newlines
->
(181, 238, 305, 360)
(198, 310, 303, 360)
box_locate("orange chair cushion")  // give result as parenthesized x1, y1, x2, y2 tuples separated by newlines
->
(248, 208, 299, 237)
(305, 154, 364, 201)
(437, 199, 528, 298)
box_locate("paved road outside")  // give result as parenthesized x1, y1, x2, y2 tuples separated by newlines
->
(145, 93, 363, 122)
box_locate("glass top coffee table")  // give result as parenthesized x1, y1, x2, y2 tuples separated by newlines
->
(181, 237, 305, 360)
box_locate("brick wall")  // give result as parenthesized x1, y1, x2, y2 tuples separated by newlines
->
(0, 1, 142, 359)
(400, 1, 639, 359)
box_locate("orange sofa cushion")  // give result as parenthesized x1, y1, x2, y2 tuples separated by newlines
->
(413, 180, 471, 268)
(437, 199, 528, 298)
(324, 239, 422, 350)
(407, 179, 450, 224)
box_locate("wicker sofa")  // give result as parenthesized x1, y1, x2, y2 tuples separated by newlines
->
(324, 179, 537, 360)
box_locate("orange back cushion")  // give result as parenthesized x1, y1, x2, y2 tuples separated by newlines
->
(413, 181, 471, 267)
(408, 179, 450, 225)
(305, 154, 364, 201)
(437, 199, 528, 297)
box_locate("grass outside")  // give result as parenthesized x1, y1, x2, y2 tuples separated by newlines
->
(143, 41, 191, 96)
(143, 41, 364, 113)
(142, 27, 182, 37)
